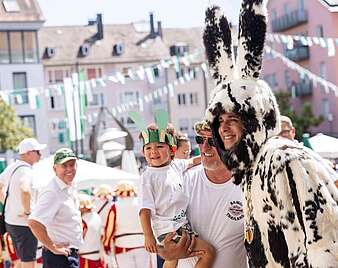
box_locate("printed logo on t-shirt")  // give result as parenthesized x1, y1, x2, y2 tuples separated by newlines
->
(226, 200, 244, 221)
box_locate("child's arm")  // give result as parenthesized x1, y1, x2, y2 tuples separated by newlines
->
(187, 155, 201, 169)
(139, 208, 157, 253)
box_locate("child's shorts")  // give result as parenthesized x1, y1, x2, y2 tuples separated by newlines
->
(157, 222, 198, 246)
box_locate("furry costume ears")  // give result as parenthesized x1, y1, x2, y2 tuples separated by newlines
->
(203, 0, 267, 83)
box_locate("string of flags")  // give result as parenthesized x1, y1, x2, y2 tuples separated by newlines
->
(266, 33, 338, 57)
(265, 45, 338, 96)
(46, 61, 210, 141)
(0, 48, 205, 110)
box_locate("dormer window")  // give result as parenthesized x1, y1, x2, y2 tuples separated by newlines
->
(170, 43, 189, 57)
(3, 0, 20, 12)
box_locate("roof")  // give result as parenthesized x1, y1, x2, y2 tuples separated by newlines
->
(0, 0, 44, 23)
(39, 24, 170, 66)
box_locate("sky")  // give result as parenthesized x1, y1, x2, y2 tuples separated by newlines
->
(37, 0, 241, 28)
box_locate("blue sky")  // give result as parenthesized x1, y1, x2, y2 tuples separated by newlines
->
(38, 0, 240, 28)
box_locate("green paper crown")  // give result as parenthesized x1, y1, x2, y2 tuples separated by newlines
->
(128, 110, 176, 147)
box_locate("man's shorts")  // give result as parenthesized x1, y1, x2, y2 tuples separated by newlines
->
(6, 223, 38, 262)
(157, 222, 198, 246)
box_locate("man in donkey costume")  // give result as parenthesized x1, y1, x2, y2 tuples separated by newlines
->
(203, 0, 338, 267)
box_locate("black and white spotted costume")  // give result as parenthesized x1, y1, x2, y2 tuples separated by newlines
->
(203, 0, 338, 267)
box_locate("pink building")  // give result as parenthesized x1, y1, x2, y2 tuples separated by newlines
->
(263, 0, 338, 136)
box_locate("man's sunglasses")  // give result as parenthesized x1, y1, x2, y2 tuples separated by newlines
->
(195, 136, 215, 147)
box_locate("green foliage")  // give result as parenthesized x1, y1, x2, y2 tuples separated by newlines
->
(274, 91, 323, 140)
(0, 97, 32, 151)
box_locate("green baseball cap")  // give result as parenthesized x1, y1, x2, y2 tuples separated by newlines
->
(54, 148, 77, 164)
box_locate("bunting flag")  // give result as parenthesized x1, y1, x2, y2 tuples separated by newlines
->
(265, 46, 338, 96)
(267, 33, 338, 57)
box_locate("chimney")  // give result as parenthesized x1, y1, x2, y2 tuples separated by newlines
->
(157, 21, 163, 39)
(96, 14, 104, 40)
(149, 12, 156, 38)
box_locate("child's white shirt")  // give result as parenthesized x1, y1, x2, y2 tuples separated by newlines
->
(139, 159, 189, 238)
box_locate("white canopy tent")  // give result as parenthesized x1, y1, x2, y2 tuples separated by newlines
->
(32, 156, 139, 190)
(309, 133, 338, 159)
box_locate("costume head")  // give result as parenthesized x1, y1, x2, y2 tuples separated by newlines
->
(114, 180, 137, 198)
(129, 110, 177, 151)
(203, 0, 281, 184)
(78, 193, 93, 210)
(93, 184, 112, 199)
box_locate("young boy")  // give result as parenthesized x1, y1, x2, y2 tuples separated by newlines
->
(138, 123, 215, 268)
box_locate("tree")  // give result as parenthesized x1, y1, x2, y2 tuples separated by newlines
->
(274, 91, 323, 140)
(0, 97, 32, 151)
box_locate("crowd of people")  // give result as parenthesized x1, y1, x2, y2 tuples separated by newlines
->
(0, 0, 337, 267)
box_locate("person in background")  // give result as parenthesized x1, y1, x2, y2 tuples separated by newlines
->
(0, 138, 46, 268)
(102, 181, 151, 268)
(279, 115, 338, 187)
(78, 193, 104, 268)
(279, 115, 296, 140)
(175, 132, 191, 160)
(28, 148, 83, 268)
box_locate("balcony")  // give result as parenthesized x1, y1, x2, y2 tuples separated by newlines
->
(271, 9, 308, 32)
(285, 46, 310, 62)
(289, 81, 313, 97)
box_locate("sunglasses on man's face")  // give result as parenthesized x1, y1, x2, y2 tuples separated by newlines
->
(195, 136, 215, 147)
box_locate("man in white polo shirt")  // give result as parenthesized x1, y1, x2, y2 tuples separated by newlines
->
(0, 137, 46, 268)
(28, 148, 83, 268)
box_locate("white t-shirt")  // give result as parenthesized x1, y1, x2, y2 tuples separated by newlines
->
(30, 176, 83, 249)
(2, 160, 35, 226)
(178, 166, 248, 268)
(139, 159, 189, 238)
(79, 211, 102, 260)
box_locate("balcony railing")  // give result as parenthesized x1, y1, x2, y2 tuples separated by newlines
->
(290, 81, 313, 97)
(271, 9, 308, 32)
(285, 46, 310, 62)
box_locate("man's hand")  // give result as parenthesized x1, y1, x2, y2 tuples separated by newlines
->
(157, 231, 203, 261)
(50, 242, 70, 256)
(144, 234, 157, 253)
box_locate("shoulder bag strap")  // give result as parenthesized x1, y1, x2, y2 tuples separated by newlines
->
(2, 164, 28, 215)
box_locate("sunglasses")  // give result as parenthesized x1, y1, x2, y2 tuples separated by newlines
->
(195, 136, 215, 147)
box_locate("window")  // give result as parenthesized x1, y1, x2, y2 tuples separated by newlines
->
(190, 93, 198, 105)
(0, 31, 38, 64)
(89, 94, 99, 106)
(54, 70, 63, 83)
(284, 70, 290, 88)
(9, 32, 23, 63)
(87, 68, 97, 79)
(0, 32, 9, 63)
(58, 132, 65, 144)
(19, 115, 36, 136)
(13, 72, 28, 104)
(322, 98, 329, 118)
(23, 31, 38, 63)
(320, 62, 326, 78)
(2, 0, 20, 12)
(152, 65, 160, 78)
(316, 25, 324, 38)
(179, 118, 189, 132)
(298, 0, 305, 10)
(47, 70, 53, 83)
(178, 93, 186, 105)
(271, 9, 277, 20)
(283, 3, 289, 14)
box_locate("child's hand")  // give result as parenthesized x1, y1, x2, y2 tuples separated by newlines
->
(144, 234, 157, 253)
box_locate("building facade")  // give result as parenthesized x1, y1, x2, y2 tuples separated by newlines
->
(263, 0, 338, 136)
(0, 0, 48, 147)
